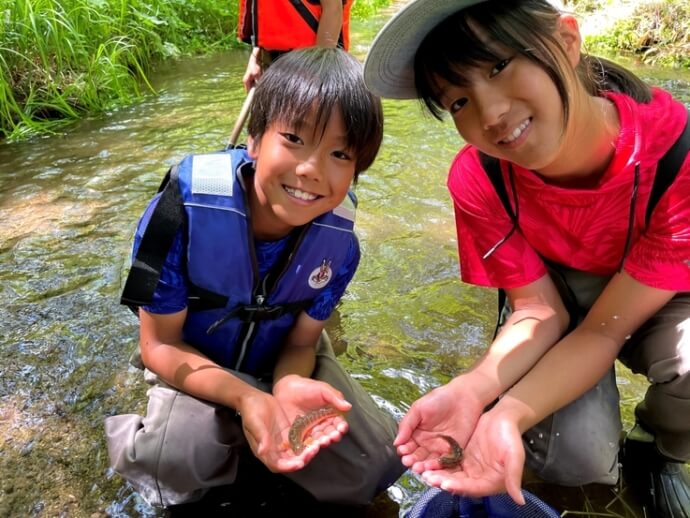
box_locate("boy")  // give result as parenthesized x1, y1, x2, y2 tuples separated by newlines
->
(105, 47, 404, 508)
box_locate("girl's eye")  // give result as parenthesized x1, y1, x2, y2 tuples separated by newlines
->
(490, 58, 512, 77)
(280, 132, 303, 144)
(449, 98, 468, 114)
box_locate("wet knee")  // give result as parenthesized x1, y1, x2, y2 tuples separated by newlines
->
(529, 446, 620, 486)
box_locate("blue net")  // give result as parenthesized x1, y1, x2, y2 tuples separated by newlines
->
(405, 487, 560, 518)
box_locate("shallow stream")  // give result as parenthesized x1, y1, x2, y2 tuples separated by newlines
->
(1, 8, 689, 517)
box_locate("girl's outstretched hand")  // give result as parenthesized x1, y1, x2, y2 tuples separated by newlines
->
(272, 374, 352, 453)
(395, 378, 485, 474)
(420, 408, 527, 506)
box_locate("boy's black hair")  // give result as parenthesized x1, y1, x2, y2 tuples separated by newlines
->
(248, 47, 384, 180)
(414, 0, 651, 124)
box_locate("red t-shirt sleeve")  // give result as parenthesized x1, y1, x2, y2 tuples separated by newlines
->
(448, 147, 547, 289)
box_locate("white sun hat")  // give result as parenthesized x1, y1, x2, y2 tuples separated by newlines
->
(363, 0, 565, 100)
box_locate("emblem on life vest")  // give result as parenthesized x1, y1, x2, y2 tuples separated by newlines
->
(308, 259, 333, 289)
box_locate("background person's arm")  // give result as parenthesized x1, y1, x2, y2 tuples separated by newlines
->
(316, 0, 343, 47)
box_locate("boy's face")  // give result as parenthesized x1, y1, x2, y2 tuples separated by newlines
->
(246, 105, 356, 240)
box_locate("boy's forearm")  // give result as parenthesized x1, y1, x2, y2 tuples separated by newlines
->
(273, 345, 316, 383)
(141, 339, 263, 410)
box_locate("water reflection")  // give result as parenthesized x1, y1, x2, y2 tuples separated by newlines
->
(1, 16, 689, 518)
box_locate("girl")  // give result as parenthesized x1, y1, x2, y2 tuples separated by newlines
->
(363, 1, 690, 516)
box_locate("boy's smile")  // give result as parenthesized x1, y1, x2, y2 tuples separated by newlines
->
(246, 105, 356, 240)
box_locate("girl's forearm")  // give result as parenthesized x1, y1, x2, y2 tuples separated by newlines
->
(464, 305, 566, 407)
(495, 327, 621, 431)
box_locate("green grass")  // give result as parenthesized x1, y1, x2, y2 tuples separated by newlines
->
(0, 0, 235, 140)
(582, 0, 690, 69)
(0, 0, 394, 141)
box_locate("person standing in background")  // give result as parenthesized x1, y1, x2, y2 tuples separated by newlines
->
(238, 0, 352, 91)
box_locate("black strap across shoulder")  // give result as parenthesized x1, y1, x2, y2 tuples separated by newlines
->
(645, 108, 690, 227)
(479, 152, 516, 223)
(120, 165, 184, 309)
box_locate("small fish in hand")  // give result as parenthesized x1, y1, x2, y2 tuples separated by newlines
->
(437, 434, 463, 468)
(288, 406, 345, 454)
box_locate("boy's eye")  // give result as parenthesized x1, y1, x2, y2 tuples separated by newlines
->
(332, 150, 352, 161)
(280, 132, 303, 144)
(490, 58, 512, 77)
(449, 98, 468, 114)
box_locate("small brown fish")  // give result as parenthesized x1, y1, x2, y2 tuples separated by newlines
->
(288, 406, 344, 454)
(437, 434, 463, 468)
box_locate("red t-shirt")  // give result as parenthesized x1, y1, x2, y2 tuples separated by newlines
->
(448, 88, 690, 291)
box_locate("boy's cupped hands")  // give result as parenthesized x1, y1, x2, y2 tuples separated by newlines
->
(238, 375, 351, 473)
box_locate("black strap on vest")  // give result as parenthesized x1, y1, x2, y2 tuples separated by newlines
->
(205, 224, 311, 334)
(120, 165, 184, 310)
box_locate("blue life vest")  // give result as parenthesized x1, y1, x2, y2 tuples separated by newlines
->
(123, 148, 358, 377)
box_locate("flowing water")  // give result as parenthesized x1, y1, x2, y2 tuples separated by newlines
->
(1, 8, 689, 518)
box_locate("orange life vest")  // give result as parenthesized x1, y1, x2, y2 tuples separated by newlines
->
(238, 0, 352, 52)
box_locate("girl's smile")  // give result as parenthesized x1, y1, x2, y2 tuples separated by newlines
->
(498, 118, 531, 147)
(437, 53, 566, 172)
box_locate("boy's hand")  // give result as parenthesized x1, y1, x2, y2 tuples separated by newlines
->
(273, 375, 351, 452)
(238, 390, 319, 473)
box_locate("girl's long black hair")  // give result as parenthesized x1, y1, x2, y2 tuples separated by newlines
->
(414, 0, 651, 123)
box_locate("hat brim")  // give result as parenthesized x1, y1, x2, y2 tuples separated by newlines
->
(363, 0, 486, 100)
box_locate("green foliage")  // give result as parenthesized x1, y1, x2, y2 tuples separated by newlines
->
(584, 0, 690, 68)
(351, 0, 391, 18)
(0, 0, 392, 141)
(0, 0, 236, 140)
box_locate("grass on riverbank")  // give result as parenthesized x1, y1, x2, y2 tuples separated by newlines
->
(573, 0, 690, 68)
(0, 0, 392, 141)
(0, 0, 236, 140)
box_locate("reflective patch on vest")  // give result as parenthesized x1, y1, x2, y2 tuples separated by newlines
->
(191, 154, 234, 196)
(308, 259, 333, 289)
(332, 194, 355, 222)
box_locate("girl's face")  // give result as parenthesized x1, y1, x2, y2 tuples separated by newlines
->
(246, 105, 356, 240)
(434, 15, 582, 173)
(437, 52, 567, 171)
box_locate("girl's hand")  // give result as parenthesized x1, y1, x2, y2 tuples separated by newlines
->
(272, 375, 352, 452)
(395, 377, 485, 473)
(420, 408, 527, 506)
(237, 390, 316, 473)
